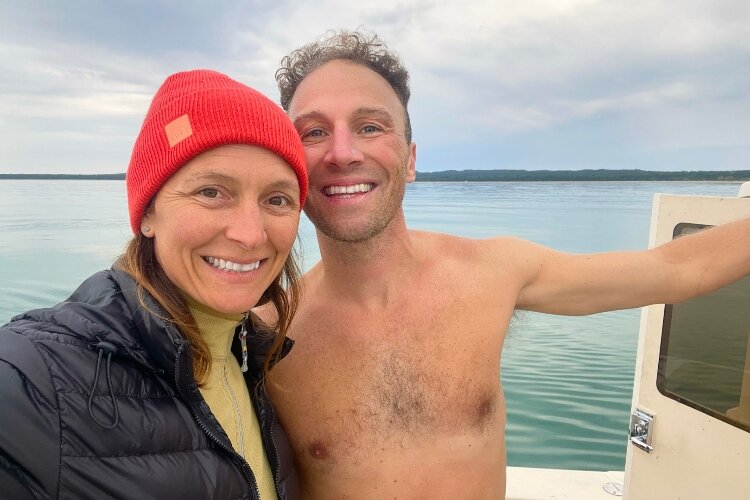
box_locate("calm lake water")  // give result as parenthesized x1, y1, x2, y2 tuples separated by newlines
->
(0, 179, 744, 471)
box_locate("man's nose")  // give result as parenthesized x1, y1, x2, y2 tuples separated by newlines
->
(323, 126, 364, 168)
(226, 205, 268, 248)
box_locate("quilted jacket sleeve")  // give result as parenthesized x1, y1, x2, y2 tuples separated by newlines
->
(0, 330, 60, 499)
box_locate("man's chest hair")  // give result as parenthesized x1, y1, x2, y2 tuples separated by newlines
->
(282, 326, 501, 464)
(284, 274, 510, 455)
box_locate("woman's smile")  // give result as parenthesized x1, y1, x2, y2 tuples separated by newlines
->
(203, 255, 263, 273)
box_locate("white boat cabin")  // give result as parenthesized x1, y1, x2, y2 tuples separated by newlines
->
(507, 182, 750, 500)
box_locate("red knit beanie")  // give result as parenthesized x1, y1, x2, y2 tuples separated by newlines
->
(126, 69, 307, 234)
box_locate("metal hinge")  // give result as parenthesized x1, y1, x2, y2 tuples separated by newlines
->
(629, 408, 654, 452)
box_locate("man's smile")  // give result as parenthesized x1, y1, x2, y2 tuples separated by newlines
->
(323, 183, 374, 196)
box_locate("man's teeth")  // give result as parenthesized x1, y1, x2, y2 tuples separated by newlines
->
(204, 256, 260, 272)
(324, 183, 373, 195)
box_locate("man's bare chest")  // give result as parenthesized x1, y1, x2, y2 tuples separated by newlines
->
(272, 298, 512, 465)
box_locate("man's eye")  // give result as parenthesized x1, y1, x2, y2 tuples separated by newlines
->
(199, 188, 219, 198)
(361, 124, 381, 134)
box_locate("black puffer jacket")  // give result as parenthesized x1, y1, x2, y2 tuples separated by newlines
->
(0, 268, 298, 500)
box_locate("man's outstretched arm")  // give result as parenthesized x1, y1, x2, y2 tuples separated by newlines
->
(508, 216, 750, 315)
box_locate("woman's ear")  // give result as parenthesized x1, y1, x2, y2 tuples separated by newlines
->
(140, 207, 156, 238)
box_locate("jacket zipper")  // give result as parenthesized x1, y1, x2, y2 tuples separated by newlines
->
(254, 379, 283, 497)
(243, 317, 286, 499)
(240, 317, 291, 499)
(174, 339, 262, 500)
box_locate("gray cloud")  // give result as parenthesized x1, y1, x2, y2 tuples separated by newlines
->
(0, 0, 748, 173)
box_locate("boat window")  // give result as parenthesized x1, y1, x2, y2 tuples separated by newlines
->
(657, 223, 750, 433)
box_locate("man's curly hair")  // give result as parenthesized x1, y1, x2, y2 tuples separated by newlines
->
(276, 30, 412, 143)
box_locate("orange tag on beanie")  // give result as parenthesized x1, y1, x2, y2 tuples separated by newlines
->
(165, 114, 193, 147)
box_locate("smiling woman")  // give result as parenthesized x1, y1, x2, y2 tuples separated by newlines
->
(142, 145, 300, 319)
(0, 70, 306, 500)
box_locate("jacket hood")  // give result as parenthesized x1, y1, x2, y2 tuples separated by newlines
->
(11, 268, 181, 376)
(11, 268, 291, 379)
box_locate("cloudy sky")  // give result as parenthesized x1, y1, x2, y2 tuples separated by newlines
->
(1, 0, 749, 174)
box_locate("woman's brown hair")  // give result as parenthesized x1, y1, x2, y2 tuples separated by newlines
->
(116, 232, 301, 385)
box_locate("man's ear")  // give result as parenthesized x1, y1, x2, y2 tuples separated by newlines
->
(405, 142, 417, 183)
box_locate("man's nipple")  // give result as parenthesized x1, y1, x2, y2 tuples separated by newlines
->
(308, 440, 329, 460)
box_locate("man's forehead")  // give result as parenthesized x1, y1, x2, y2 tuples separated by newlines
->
(288, 59, 402, 118)
(292, 106, 394, 127)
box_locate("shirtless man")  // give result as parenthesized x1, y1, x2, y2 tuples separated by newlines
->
(264, 30, 750, 499)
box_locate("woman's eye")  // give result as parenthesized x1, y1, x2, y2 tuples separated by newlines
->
(268, 195, 291, 207)
(199, 188, 220, 198)
(303, 128, 325, 139)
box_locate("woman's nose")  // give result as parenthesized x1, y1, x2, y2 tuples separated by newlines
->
(225, 206, 268, 248)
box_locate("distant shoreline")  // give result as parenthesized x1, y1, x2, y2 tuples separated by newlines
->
(415, 169, 750, 182)
(0, 174, 125, 180)
(2, 169, 750, 182)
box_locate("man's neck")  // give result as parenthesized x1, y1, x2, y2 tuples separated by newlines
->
(315, 215, 419, 309)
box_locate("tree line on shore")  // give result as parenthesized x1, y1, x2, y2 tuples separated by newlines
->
(415, 169, 750, 182)
(2, 169, 750, 182)
(0, 173, 125, 180)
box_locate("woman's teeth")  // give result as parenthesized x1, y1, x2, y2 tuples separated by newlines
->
(204, 256, 260, 272)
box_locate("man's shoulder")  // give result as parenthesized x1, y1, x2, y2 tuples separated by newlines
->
(251, 262, 324, 324)
(410, 230, 532, 261)
(411, 231, 549, 296)
(296, 261, 324, 297)
(410, 229, 476, 251)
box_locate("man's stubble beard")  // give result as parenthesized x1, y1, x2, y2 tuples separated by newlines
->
(305, 164, 409, 244)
